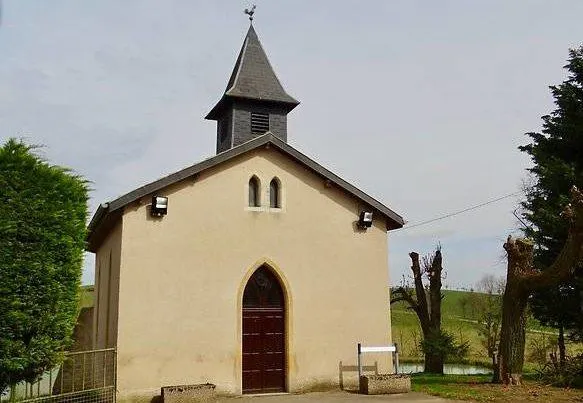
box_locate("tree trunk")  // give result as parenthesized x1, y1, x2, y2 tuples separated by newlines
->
(497, 282, 529, 385)
(558, 325, 566, 369)
(410, 252, 430, 336)
(423, 328, 445, 374)
(429, 250, 443, 334)
(492, 353, 500, 383)
(424, 352, 444, 374)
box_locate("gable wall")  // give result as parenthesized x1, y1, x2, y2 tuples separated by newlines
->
(92, 220, 122, 350)
(115, 148, 393, 398)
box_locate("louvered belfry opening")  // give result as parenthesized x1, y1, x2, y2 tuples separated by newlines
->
(242, 266, 286, 394)
(251, 112, 270, 134)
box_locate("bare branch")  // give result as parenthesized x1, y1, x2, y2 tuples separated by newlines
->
(389, 296, 407, 305)
(391, 286, 417, 308)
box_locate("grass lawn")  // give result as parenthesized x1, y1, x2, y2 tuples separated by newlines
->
(411, 373, 583, 402)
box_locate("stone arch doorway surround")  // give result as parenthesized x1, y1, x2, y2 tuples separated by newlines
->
(242, 265, 286, 393)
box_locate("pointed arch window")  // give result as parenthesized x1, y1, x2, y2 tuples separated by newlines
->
(269, 178, 281, 208)
(243, 265, 284, 308)
(248, 176, 260, 207)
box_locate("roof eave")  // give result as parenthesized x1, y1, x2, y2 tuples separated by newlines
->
(205, 96, 229, 120)
(205, 94, 300, 121)
(86, 203, 111, 252)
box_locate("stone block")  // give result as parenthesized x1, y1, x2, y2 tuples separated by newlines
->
(161, 383, 216, 403)
(359, 374, 411, 395)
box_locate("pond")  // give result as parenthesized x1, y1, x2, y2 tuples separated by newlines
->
(398, 362, 493, 375)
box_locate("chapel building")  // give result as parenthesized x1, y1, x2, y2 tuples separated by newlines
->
(86, 22, 404, 399)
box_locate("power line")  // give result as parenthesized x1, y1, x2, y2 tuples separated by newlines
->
(397, 191, 522, 231)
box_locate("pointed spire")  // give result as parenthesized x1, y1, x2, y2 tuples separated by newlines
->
(206, 25, 299, 120)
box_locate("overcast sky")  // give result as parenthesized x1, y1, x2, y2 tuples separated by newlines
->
(1, 1, 582, 287)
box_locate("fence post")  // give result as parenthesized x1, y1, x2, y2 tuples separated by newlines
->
(82, 352, 86, 390)
(103, 350, 107, 388)
(113, 349, 117, 394)
(60, 360, 65, 393)
(72, 355, 76, 392)
(91, 350, 96, 389)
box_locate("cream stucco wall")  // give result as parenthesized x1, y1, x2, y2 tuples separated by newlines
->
(113, 148, 394, 398)
(93, 220, 122, 350)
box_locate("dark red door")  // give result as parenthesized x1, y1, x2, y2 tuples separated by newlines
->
(242, 266, 285, 393)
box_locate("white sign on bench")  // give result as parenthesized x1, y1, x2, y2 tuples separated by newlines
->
(357, 343, 400, 380)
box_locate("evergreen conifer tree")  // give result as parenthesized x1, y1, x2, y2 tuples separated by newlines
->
(0, 139, 88, 392)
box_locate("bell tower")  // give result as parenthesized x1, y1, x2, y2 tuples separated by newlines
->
(205, 23, 299, 154)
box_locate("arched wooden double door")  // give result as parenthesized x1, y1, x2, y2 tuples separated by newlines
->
(242, 266, 286, 393)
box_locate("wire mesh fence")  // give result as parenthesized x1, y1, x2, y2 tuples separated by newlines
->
(1, 348, 116, 403)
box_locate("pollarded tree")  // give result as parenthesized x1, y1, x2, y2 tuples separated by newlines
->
(520, 46, 583, 357)
(498, 187, 583, 385)
(0, 139, 88, 392)
(391, 247, 467, 374)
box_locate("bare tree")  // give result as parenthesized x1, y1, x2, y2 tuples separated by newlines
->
(474, 275, 505, 382)
(391, 246, 447, 373)
(477, 274, 506, 295)
(497, 187, 583, 385)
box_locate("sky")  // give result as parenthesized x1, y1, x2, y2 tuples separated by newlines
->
(1, 1, 582, 288)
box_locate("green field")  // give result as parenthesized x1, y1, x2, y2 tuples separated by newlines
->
(391, 289, 581, 366)
(79, 285, 94, 309)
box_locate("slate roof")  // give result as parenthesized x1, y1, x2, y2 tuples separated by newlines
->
(87, 134, 404, 251)
(206, 25, 299, 120)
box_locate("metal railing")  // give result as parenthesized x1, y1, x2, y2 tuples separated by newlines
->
(1, 348, 116, 403)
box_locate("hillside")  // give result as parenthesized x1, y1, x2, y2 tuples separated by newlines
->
(391, 289, 475, 319)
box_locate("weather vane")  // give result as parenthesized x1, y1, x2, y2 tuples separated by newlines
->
(244, 4, 256, 22)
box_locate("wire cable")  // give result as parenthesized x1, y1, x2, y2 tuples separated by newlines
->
(397, 191, 522, 231)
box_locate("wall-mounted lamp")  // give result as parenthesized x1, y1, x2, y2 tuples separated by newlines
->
(151, 196, 168, 217)
(358, 211, 373, 229)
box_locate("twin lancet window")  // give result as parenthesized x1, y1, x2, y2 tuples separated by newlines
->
(248, 176, 281, 208)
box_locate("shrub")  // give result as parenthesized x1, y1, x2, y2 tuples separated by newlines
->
(537, 354, 583, 387)
(420, 330, 470, 364)
(0, 139, 88, 392)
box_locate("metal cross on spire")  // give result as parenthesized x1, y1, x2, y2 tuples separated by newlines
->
(244, 4, 256, 23)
